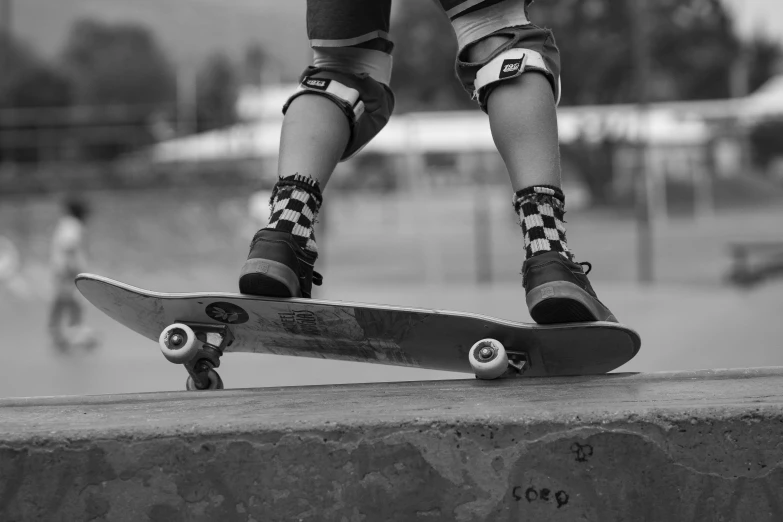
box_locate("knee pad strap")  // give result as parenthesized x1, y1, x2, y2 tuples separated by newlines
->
(287, 76, 366, 122)
(283, 67, 394, 161)
(474, 48, 560, 105)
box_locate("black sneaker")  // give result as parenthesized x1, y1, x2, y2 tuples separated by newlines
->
(522, 251, 617, 324)
(238, 229, 322, 298)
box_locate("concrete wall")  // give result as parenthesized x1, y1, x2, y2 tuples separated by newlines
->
(1, 368, 782, 521)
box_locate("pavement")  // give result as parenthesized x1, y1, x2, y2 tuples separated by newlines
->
(3, 195, 783, 397)
(1, 367, 782, 521)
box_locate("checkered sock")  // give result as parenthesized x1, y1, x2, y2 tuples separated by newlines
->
(512, 185, 574, 261)
(266, 174, 323, 256)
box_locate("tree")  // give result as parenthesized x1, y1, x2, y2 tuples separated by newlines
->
(0, 32, 75, 163)
(243, 43, 266, 86)
(390, 0, 475, 113)
(0, 32, 73, 109)
(746, 35, 783, 95)
(4, 65, 73, 109)
(195, 53, 239, 133)
(531, 0, 769, 104)
(749, 120, 783, 172)
(55, 19, 179, 160)
(390, 0, 782, 108)
(61, 19, 176, 107)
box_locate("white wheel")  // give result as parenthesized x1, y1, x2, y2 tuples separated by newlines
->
(186, 369, 224, 391)
(469, 338, 508, 380)
(159, 323, 200, 364)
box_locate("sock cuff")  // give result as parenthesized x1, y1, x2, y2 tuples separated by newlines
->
(512, 185, 565, 214)
(271, 173, 323, 208)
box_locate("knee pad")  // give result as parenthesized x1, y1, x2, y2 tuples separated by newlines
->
(283, 61, 394, 161)
(451, 1, 561, 111)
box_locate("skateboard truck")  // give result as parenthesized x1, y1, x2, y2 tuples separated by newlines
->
(469, 339, 528, 379)
(506, 351, 528, 374)
(159, 322, 234, 390)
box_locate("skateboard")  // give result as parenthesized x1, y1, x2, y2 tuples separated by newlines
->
(76, 273, 642, 390)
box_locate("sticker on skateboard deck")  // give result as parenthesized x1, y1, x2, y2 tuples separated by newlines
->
(76, 273, 642, 391)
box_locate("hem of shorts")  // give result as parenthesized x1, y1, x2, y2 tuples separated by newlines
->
(453, 13, 531, 55)
(310, 30, 391, 49)
(313, 47, 393, 85)
(446, 0, 492, 19)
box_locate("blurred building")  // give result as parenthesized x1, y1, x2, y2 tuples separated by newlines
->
(138, 75, 783, 206)
(4, 73, 783, 204)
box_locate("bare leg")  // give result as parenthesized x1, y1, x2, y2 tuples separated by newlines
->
(66, 294, 83, 327)
(277, 95, 351, 188)
(465, 39, 617, 324)
(48, 293, 70, 351)
(467, 36, 562, 191)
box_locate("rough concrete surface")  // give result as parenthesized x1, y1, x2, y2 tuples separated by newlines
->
(1, 368, 782, 521)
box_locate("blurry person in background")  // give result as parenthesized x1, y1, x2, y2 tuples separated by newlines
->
(239, 0, 616, 324)
(0, 235, 24, 297)
(48, 196, 95, 352)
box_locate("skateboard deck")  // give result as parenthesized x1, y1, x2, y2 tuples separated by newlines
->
(76, 273, 641, 389)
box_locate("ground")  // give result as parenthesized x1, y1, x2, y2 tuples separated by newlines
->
(1, 187, 782, 397)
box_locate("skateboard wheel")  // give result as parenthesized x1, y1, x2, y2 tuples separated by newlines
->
(159, 323, 200, 364)
(469, 338, 508, 380)
(186, 369, 224, 391)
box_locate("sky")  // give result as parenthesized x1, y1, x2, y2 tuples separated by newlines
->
(724, 0, 783, 42)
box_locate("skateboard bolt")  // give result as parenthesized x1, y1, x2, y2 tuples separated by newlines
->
(479, 346, 494, 360)
(170, 333, 184, 347)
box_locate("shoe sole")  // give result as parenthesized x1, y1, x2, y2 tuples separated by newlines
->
(527, 281, 617, 324)
(239, 259, 301, 298)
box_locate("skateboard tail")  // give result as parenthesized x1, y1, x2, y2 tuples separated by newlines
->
(76, 274, 168, 341)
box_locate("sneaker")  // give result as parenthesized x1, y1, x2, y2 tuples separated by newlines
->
(522, 251, 617, 324)
(239, 229, 322, 298)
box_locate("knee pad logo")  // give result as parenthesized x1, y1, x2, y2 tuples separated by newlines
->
(303, 77, 331, 91)
(499, 58, 524, 79)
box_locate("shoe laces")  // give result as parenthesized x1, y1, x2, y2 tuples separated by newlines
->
(579, 261, 592, 275)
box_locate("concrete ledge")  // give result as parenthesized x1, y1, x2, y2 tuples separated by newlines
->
(1, 368, 782, 521)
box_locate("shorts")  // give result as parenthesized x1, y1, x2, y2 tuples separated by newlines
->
(305, 0, 559, 104)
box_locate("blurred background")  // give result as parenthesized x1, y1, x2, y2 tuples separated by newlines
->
(1, 0, 783, 398)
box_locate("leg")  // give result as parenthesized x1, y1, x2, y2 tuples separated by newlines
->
(48, 295, 64, 333)
(445, 0, 617, 323)
(239, 0, 395, 298)
(469, 37, 562, 191)
(48, 289, 70, 351)
(277, 95, 350, 188)
(278, 0, 395, 189)
(65, 292, 83, 327)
